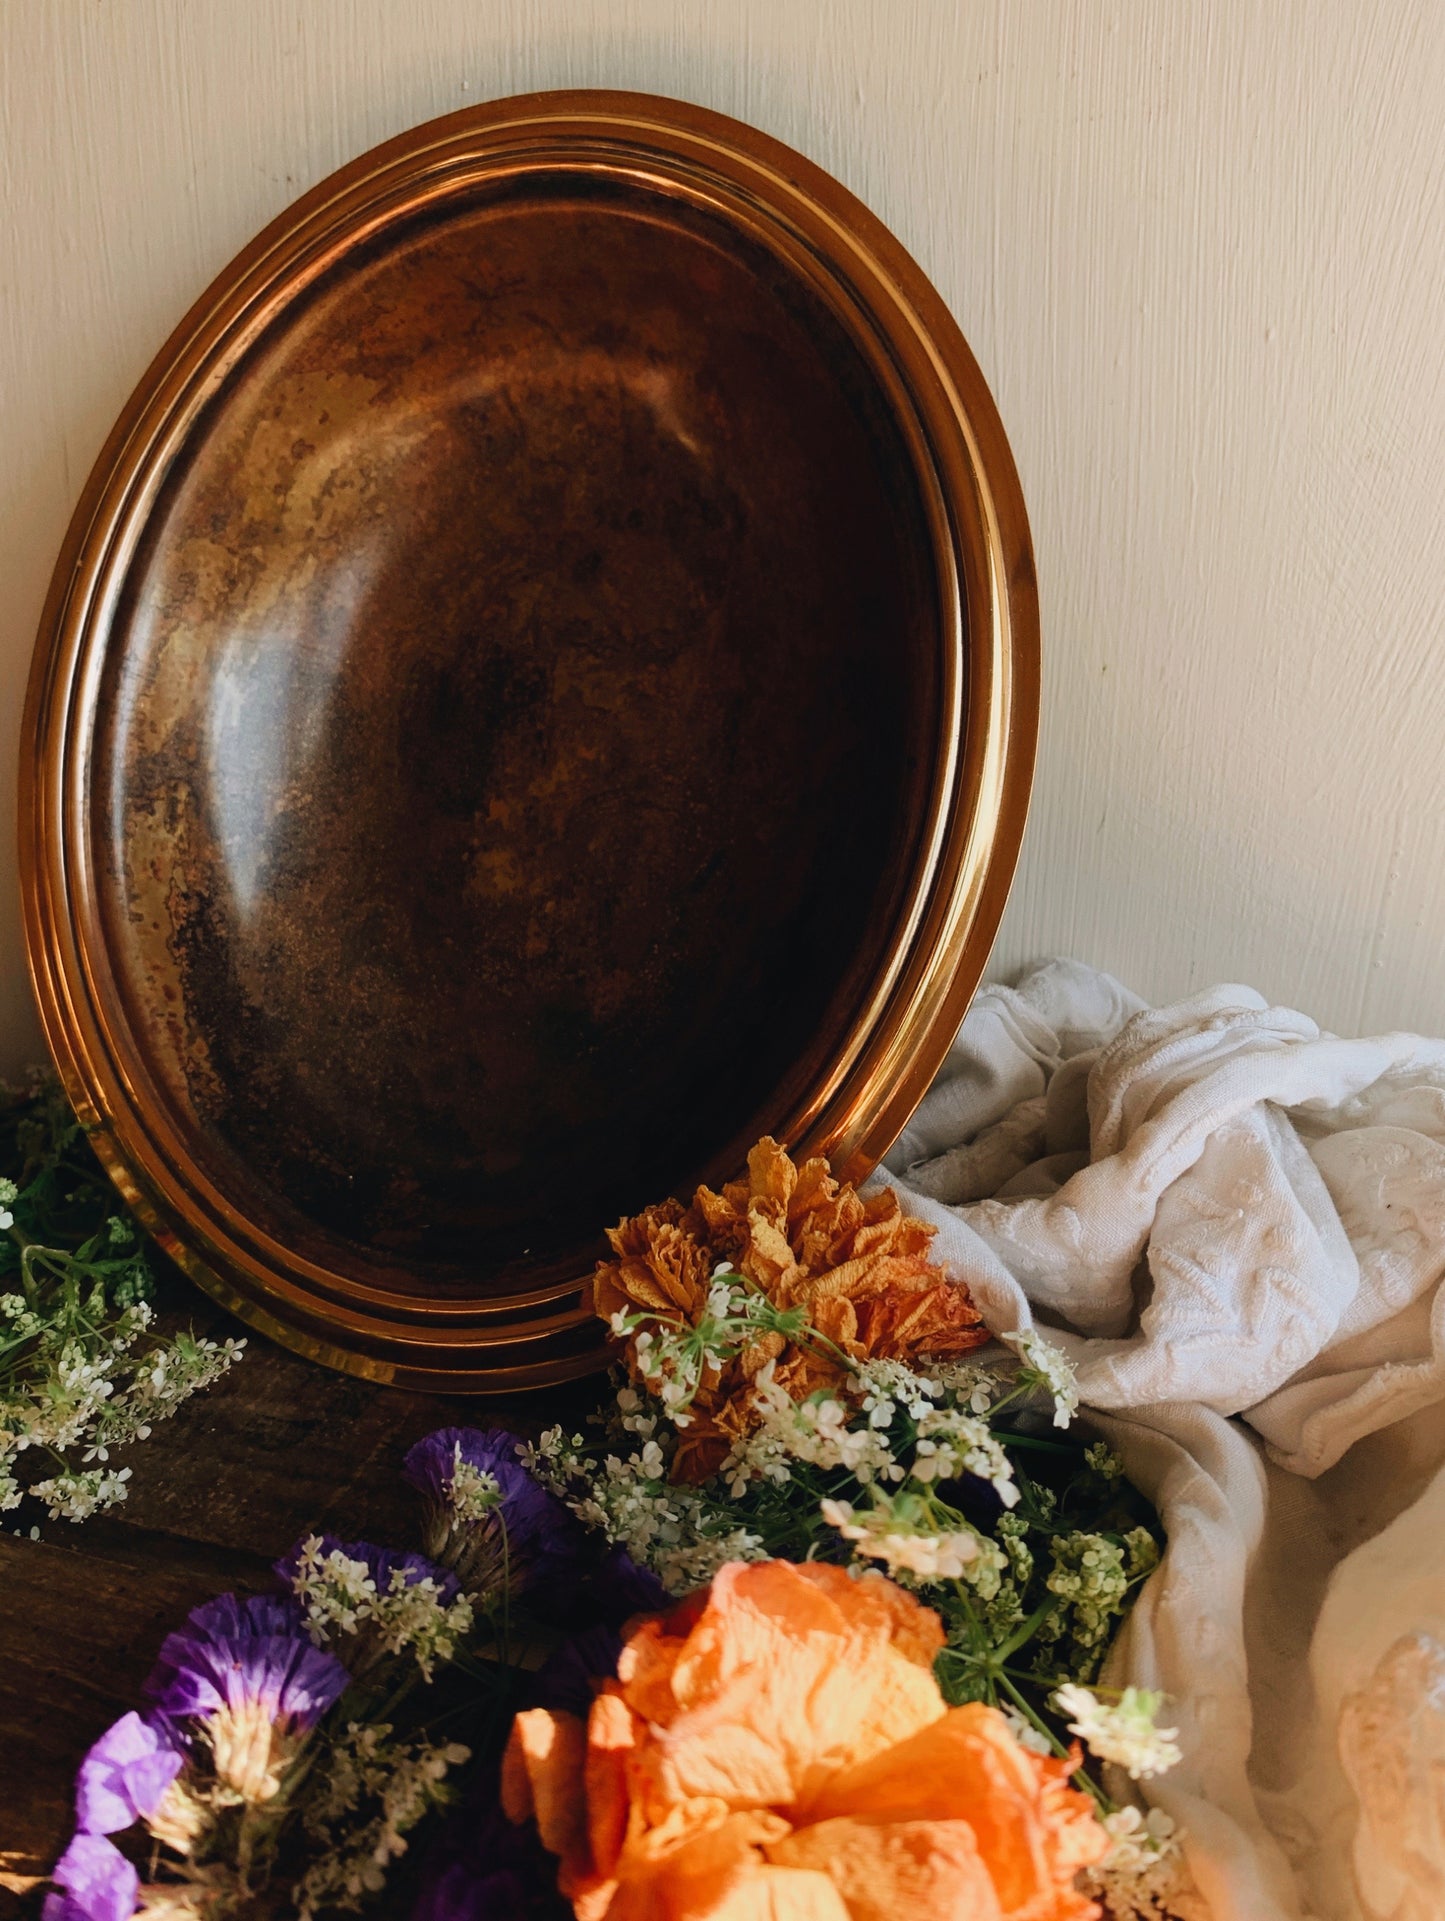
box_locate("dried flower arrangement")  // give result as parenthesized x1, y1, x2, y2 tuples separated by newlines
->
(40, 1139, 1198, 1921)
(1, 1076, 244, 1527)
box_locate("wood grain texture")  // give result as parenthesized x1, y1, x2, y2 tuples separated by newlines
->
(3, 0, 1445, 1073)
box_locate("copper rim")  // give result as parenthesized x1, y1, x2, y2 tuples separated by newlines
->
(20, 90, 1038, 1391)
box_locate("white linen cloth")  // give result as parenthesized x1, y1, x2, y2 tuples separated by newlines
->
(875, 960, 1445, 1921)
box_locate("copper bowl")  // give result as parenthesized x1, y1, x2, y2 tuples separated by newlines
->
(20, 91, 1037, 1389)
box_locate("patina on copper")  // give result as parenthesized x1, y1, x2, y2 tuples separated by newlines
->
(21, 93, 1038, 1389)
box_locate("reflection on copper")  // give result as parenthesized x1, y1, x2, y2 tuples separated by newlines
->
(21, 94, 1037, 1389)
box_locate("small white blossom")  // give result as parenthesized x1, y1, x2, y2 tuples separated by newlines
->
(287, 1535, 473, 1678)
(926, 1359, 1002, 1414)
(1005, 1327, 1079, 1427)
(852, 1357, 943, 1426)
(1079, 1806, 1206, 1919)
(296, 1722, 469, 1918)
(1000, 1703, 1055, 1755)
(821, 1495, 982, 1581)
(290, 1536, 379, 1638)
(447, 1457, 502, 1524)
(30, 1464, 132, 1521)
(720, 1363, 904, 1497)
(909, 1407, 1019, 1506)
(522, 1422, 763, 1594)
(1053, 1684, 1182, 1781)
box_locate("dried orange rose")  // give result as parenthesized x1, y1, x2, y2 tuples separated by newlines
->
(592, 1140, 988, 1482)
(502, 1559, 1107, 1920)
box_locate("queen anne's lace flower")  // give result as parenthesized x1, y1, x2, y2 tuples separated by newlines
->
(280, 1536, 473, 1680)
(909, 1406, 1019, 1506)
(1053, 1684, 1183, 1780)
(1079, 1804, 1208, 1919)
(821, 1495, 983, 1581)
(521, 1424, 765, 1595)
(1005, 1327, 1080, 1427)
(30, 1466, 132, 1522)
(720, 1362, 904, 1496)
(295, 1721, 469, 1920)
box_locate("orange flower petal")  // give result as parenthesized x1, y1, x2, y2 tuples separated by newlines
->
(586, 1689, 642, 1879)
(616, 1619, 690, 1726)
(608, 1808, 840, 1921)
(631, 1563, 944, 1817)
(510, 1566, 1111, 1921)
(501, 1708, 592, 1879)
(789, 1564, 944, 1670)
(807, 1705, 1107, 1917)
(766, 1817, 1006, 1921)
(853, 1282, 989, 1362)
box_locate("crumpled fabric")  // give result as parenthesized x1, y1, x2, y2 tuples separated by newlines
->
(875, 959, 1445, 1921)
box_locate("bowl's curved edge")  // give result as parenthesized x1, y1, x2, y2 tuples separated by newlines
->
(19, 88, 1039, 1390)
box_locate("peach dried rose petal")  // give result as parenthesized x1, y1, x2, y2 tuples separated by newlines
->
(507, 1562, 1109, 1921)
(590, 1139, 988, 1481)
(765, 1817, 1005, 1921)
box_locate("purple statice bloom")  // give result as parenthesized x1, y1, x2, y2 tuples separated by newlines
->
(75, 1712, 182, 1835)
(145, 1590, 347, 1730)
(42, 1833, 138, 1921)
(402, 1427, 581, 1602)
(411, 1795, 570, 1921)
(588, 1544, 668, 1626)
(526, 1542, 669, 1636)
(532, 1623, 624, 1719)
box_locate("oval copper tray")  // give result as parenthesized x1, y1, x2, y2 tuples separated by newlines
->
(21, 91, 1037, 1390)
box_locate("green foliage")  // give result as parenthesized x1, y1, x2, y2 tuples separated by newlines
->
(0, 1073, 244, 1525)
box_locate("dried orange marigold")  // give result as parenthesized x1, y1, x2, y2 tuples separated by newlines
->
(503, 1558, 1108, 1920)
(591, 1139, 988, 1482)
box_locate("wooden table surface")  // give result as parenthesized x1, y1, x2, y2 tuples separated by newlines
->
(0, 1277, 599, 1915)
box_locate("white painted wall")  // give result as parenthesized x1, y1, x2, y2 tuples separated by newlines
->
(3, 0, 1444, 1075)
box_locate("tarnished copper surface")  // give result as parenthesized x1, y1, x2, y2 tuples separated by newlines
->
(22, 93, 1038, 1389)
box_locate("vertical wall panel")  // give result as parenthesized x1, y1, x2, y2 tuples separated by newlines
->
(3, 0, 1443, 1072)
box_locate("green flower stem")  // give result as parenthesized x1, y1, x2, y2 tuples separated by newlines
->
(987, 1428, 1078, 1456)
(990, 1594, 1062, 1665)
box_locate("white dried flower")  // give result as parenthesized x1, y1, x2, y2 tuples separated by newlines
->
(821, 1495, 982, 1581)
(1005, 1327, 1079, 1427)
(1000, 1702, 1055, 1755)
(1079, 1806, 1208, 1919)
(909, 1407, 1019, 1506)
(31, 1464, 132, 1522)
(720, 1364, 903, 1497)
(1053, 1684, 1182, 1781)
(296, 1722, 469, 1919)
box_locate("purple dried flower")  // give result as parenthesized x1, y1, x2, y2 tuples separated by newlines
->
(42, 1833, 138, 1921)
(75, 1713, 182, 1836)
(410, 1796, 569, 1921)
(143, 1591, 348, 1802)
(532, 1624, 624, 1719)
(401, 1427, 580, 1601)
(588, 1545, 668, 1626)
